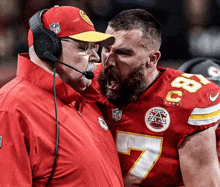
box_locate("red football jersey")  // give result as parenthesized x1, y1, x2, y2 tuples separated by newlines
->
(95, 66, 220, 186)
(217, 126, 220, 165)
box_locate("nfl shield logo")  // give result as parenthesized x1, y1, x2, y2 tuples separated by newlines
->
(112, 108, 122, 121)
(49, 22, 61, 34)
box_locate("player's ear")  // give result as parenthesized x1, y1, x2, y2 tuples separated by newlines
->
(150, 50, 161, 64)
(147, 50, 161, 66)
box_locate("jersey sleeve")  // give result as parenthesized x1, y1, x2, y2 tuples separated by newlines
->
(0, 111, 32, 186)
(177, 86, 220, 147)
(167, 72, 220, 147)
(217, 126, 220, 165)
(187, 87, 220, 126)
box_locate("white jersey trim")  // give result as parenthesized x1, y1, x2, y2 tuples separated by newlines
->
(190, 103, 220, 114)
(188, 103, 220, 125)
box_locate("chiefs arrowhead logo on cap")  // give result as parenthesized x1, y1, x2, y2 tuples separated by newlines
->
(79, 10, 94, 26)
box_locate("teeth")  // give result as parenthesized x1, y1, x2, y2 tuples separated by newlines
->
(111, 80, 116, 84)
(108, 80, 118, 90)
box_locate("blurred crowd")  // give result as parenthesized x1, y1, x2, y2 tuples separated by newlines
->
(1, 0, 220, 87)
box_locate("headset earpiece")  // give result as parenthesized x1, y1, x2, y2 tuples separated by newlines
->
(29, 9, 62, 63)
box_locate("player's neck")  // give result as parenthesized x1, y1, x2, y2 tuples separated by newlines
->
(145, 69, 160, 90)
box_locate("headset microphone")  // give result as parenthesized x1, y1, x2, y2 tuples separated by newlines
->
(44, 51, 94, 80)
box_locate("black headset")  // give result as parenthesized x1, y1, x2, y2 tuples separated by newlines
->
(29, 9, 60, 187)
(29, 9, 62, 63)
(178, 57, 220, 72)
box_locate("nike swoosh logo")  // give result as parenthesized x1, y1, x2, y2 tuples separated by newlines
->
(210, 92, 220, 102)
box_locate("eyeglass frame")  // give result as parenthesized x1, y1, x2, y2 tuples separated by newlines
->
(60, 37, 99, 55)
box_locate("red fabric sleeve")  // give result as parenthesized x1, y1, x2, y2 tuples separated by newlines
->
(0, 111, 32, 186)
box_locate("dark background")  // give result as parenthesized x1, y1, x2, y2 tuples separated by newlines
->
(1, 0, 220, 87)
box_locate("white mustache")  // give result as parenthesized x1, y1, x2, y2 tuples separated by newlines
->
(86, 63, 96, 72)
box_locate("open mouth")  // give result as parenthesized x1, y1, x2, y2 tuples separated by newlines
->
(107, 76, 119, 90)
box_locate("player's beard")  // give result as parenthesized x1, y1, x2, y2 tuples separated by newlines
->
(98, 65, 146, 107)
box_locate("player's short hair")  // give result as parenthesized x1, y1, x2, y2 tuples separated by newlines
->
(108, 9, 162, 49)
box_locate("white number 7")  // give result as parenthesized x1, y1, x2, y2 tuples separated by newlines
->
(116, 131, 163, 184)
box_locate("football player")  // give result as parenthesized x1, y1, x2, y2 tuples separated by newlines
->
(94, 9, 220, 187)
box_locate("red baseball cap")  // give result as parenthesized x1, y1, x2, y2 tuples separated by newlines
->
(28, 5, 115, 47)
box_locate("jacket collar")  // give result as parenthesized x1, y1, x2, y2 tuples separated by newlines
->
(17, 53, 101, 104)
